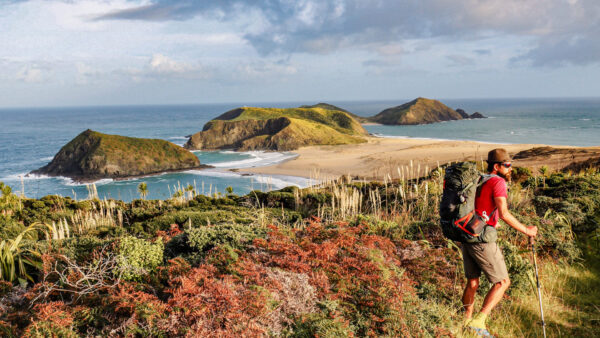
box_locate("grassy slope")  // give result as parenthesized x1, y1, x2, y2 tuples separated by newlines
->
(1, 167, 598, 336)
(91, 131, 199, 168)
(222, 106, 367, 136)
(299, 103, 371, 123)
(189, 106, 368, 150)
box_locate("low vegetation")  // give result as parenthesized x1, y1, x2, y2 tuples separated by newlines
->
(184, 105, 368, 151)
(0, 164, 598, 336)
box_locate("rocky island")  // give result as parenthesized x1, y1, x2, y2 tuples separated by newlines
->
(369, 97, 486, 125)
(32, 129, 208, 182)
(184, 105, 368, 151)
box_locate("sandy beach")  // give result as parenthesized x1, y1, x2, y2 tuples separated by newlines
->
(240, 136, 600, 181)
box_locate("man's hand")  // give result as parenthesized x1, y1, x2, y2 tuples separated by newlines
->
(495, 196, 539, 238)
(525, 226, 538, 238)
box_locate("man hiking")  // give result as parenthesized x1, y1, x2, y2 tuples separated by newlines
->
(462, 148, 538, 336)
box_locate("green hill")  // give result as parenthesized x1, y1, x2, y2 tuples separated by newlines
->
(370, 97, 463, 125)
(299, 103, 370, 123)
(33, 129, 205, 182)
(184, 105, 368, 151)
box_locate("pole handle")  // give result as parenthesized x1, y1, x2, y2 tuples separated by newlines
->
(529, 236, 535, 245)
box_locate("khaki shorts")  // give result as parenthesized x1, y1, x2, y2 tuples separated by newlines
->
(462, 242, 509, 284)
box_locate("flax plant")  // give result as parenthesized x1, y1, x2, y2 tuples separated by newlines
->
(0, 222, 52, 284)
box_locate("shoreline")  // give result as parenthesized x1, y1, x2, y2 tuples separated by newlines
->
(238, 136, 600, 181)
(24, 164, 215, 185)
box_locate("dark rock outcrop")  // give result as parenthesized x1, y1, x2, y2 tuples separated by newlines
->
(32, 129, 207, 182)
(470, 112, 486, 119)
(456, 109, 470, 119)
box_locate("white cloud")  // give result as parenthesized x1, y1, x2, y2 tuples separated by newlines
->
(75, 62, 102, 84)
(91, 0, 600, 66)
(16, 66, 44, 83)
(235, 60, 297, 80)
(377, 44, 404, 56)
(446, 54, 475, 67)
(118, 54, 212, 82)
(0, 0, 599, 106)
(150, 54, 189, 74)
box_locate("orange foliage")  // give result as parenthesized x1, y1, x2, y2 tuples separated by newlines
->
(155, 223, 182, 243)
(163, 264, 268, 336)
(23, 301, 75, 336)
(252, 218, 412, 336)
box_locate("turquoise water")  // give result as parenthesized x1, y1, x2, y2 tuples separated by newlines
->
(356, 98, 600, 146)
(0, 98, 598, 201)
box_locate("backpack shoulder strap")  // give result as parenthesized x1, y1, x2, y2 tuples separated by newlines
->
(478, 174, 497, 187)
(476, 174, 500, 221)
(475, 174, 497, 199)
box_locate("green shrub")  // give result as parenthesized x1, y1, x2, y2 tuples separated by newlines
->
(62, 236, 115, 262)
(512, 166, 532, 184)
(117, 236, 164, 281)
(205, 244, 239, 274)
(265, 191, 296, 209)
(187, 223, 267, 253)
(0, 218, 25, 240)
(291, 301, 354, 337)
(144, 209, 248, 233)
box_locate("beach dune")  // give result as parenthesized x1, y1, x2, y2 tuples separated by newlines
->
(241, 137, 600, 181)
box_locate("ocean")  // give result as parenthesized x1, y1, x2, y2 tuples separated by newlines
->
(1, 98, 599, 201)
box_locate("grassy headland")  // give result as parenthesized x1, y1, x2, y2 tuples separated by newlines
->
(184, 105, 368, 151)
(1, 162, 598, 336)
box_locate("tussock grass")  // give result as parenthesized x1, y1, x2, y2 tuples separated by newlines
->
(487, 260, 600, 337)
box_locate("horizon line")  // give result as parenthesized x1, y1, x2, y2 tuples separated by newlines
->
(2, 95, 600, 110)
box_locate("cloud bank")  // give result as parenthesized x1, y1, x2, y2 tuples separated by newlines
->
(93, 0, 600, 66)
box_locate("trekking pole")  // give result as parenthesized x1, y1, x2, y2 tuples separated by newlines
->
(530, 237, 547, 338)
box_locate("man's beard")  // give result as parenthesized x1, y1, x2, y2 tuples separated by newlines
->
(497, 171, 511, 182)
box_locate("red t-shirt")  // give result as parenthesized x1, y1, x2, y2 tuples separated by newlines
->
(475, 176, 507, 227)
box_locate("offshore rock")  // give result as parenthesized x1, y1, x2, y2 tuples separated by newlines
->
(470, 112, 487, 119)
(370, 97, 464, 125)
(456, 108, 470, 119)
(32, 129, 207, 182)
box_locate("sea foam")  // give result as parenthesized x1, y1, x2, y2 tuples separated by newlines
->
(210, 151, 298, 168)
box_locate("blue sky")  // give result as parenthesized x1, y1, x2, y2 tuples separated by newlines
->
(1, 0, 599, 107)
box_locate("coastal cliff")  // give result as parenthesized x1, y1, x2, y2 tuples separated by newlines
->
(184, 105, 368, 151)
(370, 97, 464, 125)
(32, 129, 207, 182)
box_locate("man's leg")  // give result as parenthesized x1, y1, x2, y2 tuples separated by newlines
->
(465, 242, 510, 334)
(462, 278, 480, 320)
(480, 278, 510, 315)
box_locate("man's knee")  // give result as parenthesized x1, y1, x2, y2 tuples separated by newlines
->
(496, 278, 510, 289)
(467, 278, 480, 289)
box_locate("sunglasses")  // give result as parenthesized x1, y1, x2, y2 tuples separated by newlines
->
(496, 162, 512, 168)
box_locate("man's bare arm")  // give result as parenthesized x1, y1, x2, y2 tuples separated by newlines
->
(494, 196, 538, 237)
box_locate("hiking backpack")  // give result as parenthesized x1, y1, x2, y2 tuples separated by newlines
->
(439, 162, 496, 243)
